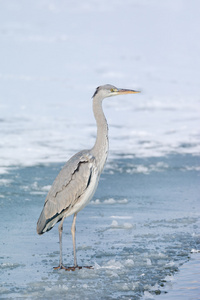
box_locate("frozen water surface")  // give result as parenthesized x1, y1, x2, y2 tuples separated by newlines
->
(157, 252, 200, 300)
(0, 155, 199, 299)
(0, 0, 200, 299)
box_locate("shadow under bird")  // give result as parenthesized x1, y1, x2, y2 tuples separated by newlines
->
(37, 84, 140, 270)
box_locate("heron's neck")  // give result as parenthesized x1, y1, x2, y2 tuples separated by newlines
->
(91, 96, 109, 172)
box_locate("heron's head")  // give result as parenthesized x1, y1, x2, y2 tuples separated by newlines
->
(92, 84, 140, 99)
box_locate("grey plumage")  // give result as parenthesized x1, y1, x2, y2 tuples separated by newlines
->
(37, 84, 139, 270)
(37, 150, 96, 234)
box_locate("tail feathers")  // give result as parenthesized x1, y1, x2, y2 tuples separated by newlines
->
(37, 210, 48, 235)
(37, 208, 63, 235)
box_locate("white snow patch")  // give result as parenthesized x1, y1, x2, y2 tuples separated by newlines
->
(124, 259, 135, 267)
(45, 284, 69, 292)
(0, 179, 12, 186)
(166, 261, 175, 267)
(110, 220, 133, 229)
(184, 166, 200, 171)
(0, 167, 9, 174)
(123, 222, 134, 229)
(0, 262, 24, 269)
(110, 215, 132, 220)
(110, 220, 119, 228)
(41, 185, 51, 192)
(104, 198, 116, 204)
(191, 249, 200, 253)
(126, 162, 169, 175)
(90, 198, 128, 205)
(104, 260, 123, 270)
(31, 191, 46, 195)
(146, 258, 152, 266)
(90, 199, 101, 205)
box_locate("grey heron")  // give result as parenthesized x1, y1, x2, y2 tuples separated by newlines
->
(37, 84, 140, 270)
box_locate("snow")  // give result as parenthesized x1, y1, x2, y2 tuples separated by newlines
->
(0, 0, 200, 171)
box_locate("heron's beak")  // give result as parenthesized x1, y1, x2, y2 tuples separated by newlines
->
(117, 89, 140, 95)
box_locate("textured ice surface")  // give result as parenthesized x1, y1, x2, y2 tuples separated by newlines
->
(0, 155, 199, 299)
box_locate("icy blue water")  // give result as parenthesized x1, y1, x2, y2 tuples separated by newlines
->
(0, 0, 200, 299)
(158, 252, 200, 300)
(0, 155, 200, 299)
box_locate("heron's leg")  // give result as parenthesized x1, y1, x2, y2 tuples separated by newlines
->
(71, 213, 78, 267)
(58, 217, 65, 268)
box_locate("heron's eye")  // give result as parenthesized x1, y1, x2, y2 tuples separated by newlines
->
(110, 88, 117, 92)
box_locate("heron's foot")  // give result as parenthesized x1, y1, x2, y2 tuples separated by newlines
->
(65, 265, 94, 271)
(53, 264, 68, 270)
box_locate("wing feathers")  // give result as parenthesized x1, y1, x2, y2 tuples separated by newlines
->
(37, 151, 95, 234)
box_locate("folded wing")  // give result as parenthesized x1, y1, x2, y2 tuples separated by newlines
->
(37, 150, 95, 234)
